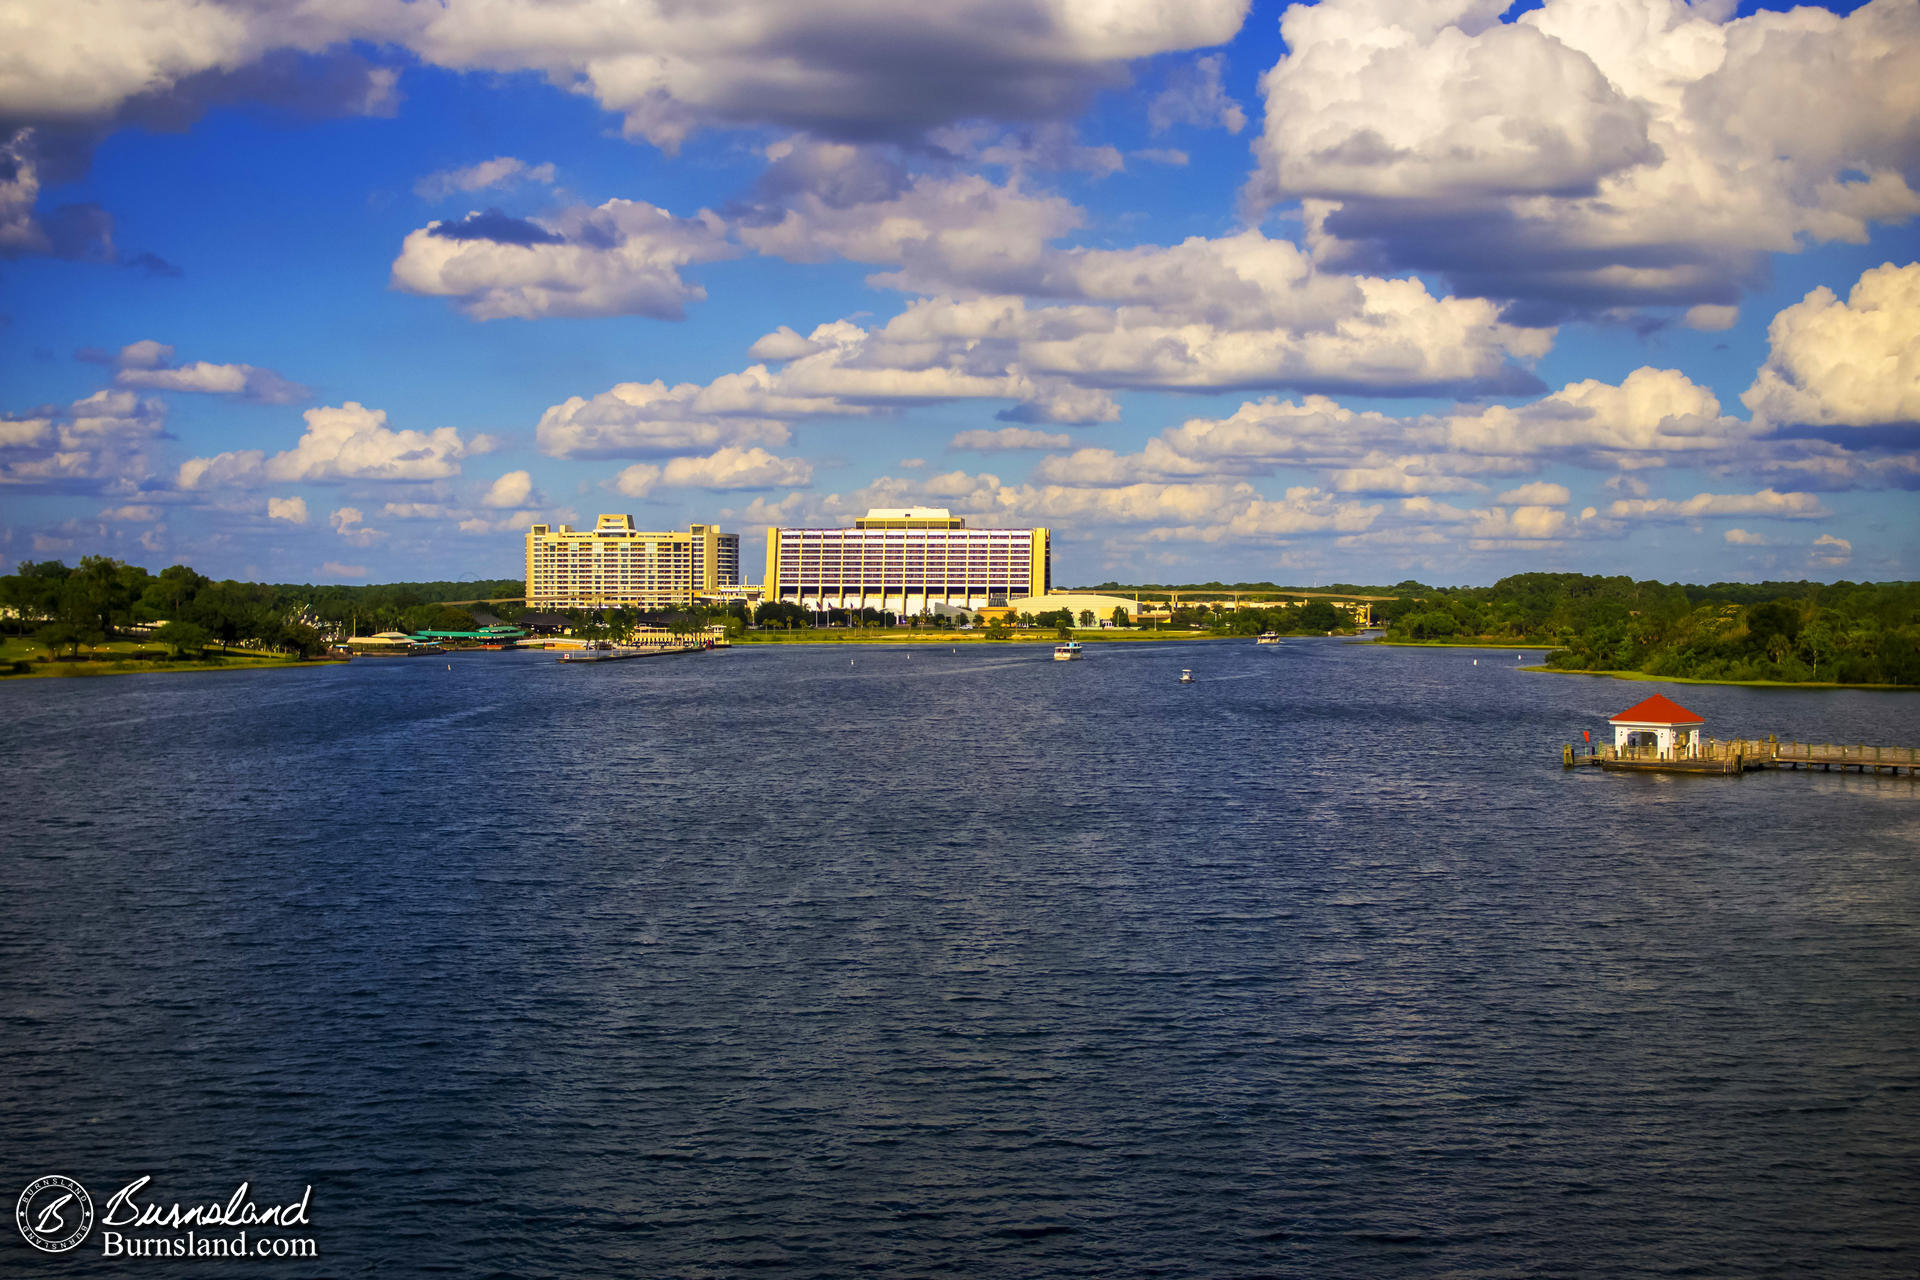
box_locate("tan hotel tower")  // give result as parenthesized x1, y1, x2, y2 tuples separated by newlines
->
(764, 508, 1050, 614)
(526, 515, 740, 609)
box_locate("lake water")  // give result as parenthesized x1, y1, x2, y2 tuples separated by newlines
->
(3, 639, 1917, 1277)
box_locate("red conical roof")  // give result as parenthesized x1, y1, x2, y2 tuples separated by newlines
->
(1608, 693, 1705, 725)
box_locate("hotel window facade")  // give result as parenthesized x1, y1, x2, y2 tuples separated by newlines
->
(526, 515, 741, 609)
(763, 508, 1051, 613)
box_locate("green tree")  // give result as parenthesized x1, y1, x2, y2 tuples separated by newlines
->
(279, 621, 326, 659)
(0, 561, 68, 634)
(1296, 599, 1345, 633)
(152, 620, 213, 658)
(137, 564, 207, 625)
(190, 580, 268, 649)
(1111, 607, 1130, 628)
(1746, 600, 1802, 662)
(65, 556, 136, 637)
(1400, 610, 1458, 640)
(36, 618, 100, 659)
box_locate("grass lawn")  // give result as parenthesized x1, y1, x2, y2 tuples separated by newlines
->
(0, 635, 341, 680)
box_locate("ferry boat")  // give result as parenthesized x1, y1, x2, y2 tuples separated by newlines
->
(1053, 641, 1083, 661)
(1256, 631, 1282, 644)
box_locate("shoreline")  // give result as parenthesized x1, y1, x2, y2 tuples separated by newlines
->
(3, 652, 347, 681)
(14, 635, 1906, 692)
(730, 629, 1381, 647)
(733, 629, 1235, 646)
(1365, 639, 1559, 649)
(1528, 666, 1920, 692)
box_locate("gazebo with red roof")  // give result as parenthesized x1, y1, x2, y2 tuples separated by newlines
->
(1608, 694, 1706, 759)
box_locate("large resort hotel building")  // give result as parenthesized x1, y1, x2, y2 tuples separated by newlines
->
(526, 515, 741, 609)
(765, 508, 1051, 613)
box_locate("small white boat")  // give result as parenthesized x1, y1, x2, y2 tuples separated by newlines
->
(1256, 631, 1282, 644)
(1053, 641, 1083, 661)
(1179, 668, 1193, 683)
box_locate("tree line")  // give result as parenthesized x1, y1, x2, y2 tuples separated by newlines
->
(1379, 572, 1920, 685)
(0, 557, 526, 660)
(1159, 598, 1355, 635)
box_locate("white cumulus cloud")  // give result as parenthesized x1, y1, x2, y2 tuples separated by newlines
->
(616, 446, 813, 495)
(179, 402, 471, 489)
(111, 340, 309, 404)
(537, 372, 806, 459)
(1252, 0, 1920, 316)
(267, 496, 309, 524)
(1605, 489, 1828, 520)
(482, 469, 533, 508)
(1743, 262, 1920, 430)
(267, 402, 468, 483)
(98, 503, 160, 522)
(1495, 482, 1572, 506)
(329, 505, 385, 546)
(1399, 496, 1571, 543)
(1444, 368, 1752, 464)
(391, 200, 733, 320)
(0, 388, 165, 489)
(1022, 365, 1761, 505)
(3, 0, 1249, 152)
(395, 0, 1251, 151)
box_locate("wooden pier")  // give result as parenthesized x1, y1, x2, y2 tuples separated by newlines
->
(1565, 738, 1920, 777)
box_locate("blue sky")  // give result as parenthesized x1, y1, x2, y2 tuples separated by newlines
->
(3, 0, 1915, 587)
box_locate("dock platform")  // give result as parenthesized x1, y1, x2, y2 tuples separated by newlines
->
(1565, 738, 1920, 777)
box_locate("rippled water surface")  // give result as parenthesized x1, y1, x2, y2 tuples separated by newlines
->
(3, 639, 1918, 1277)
